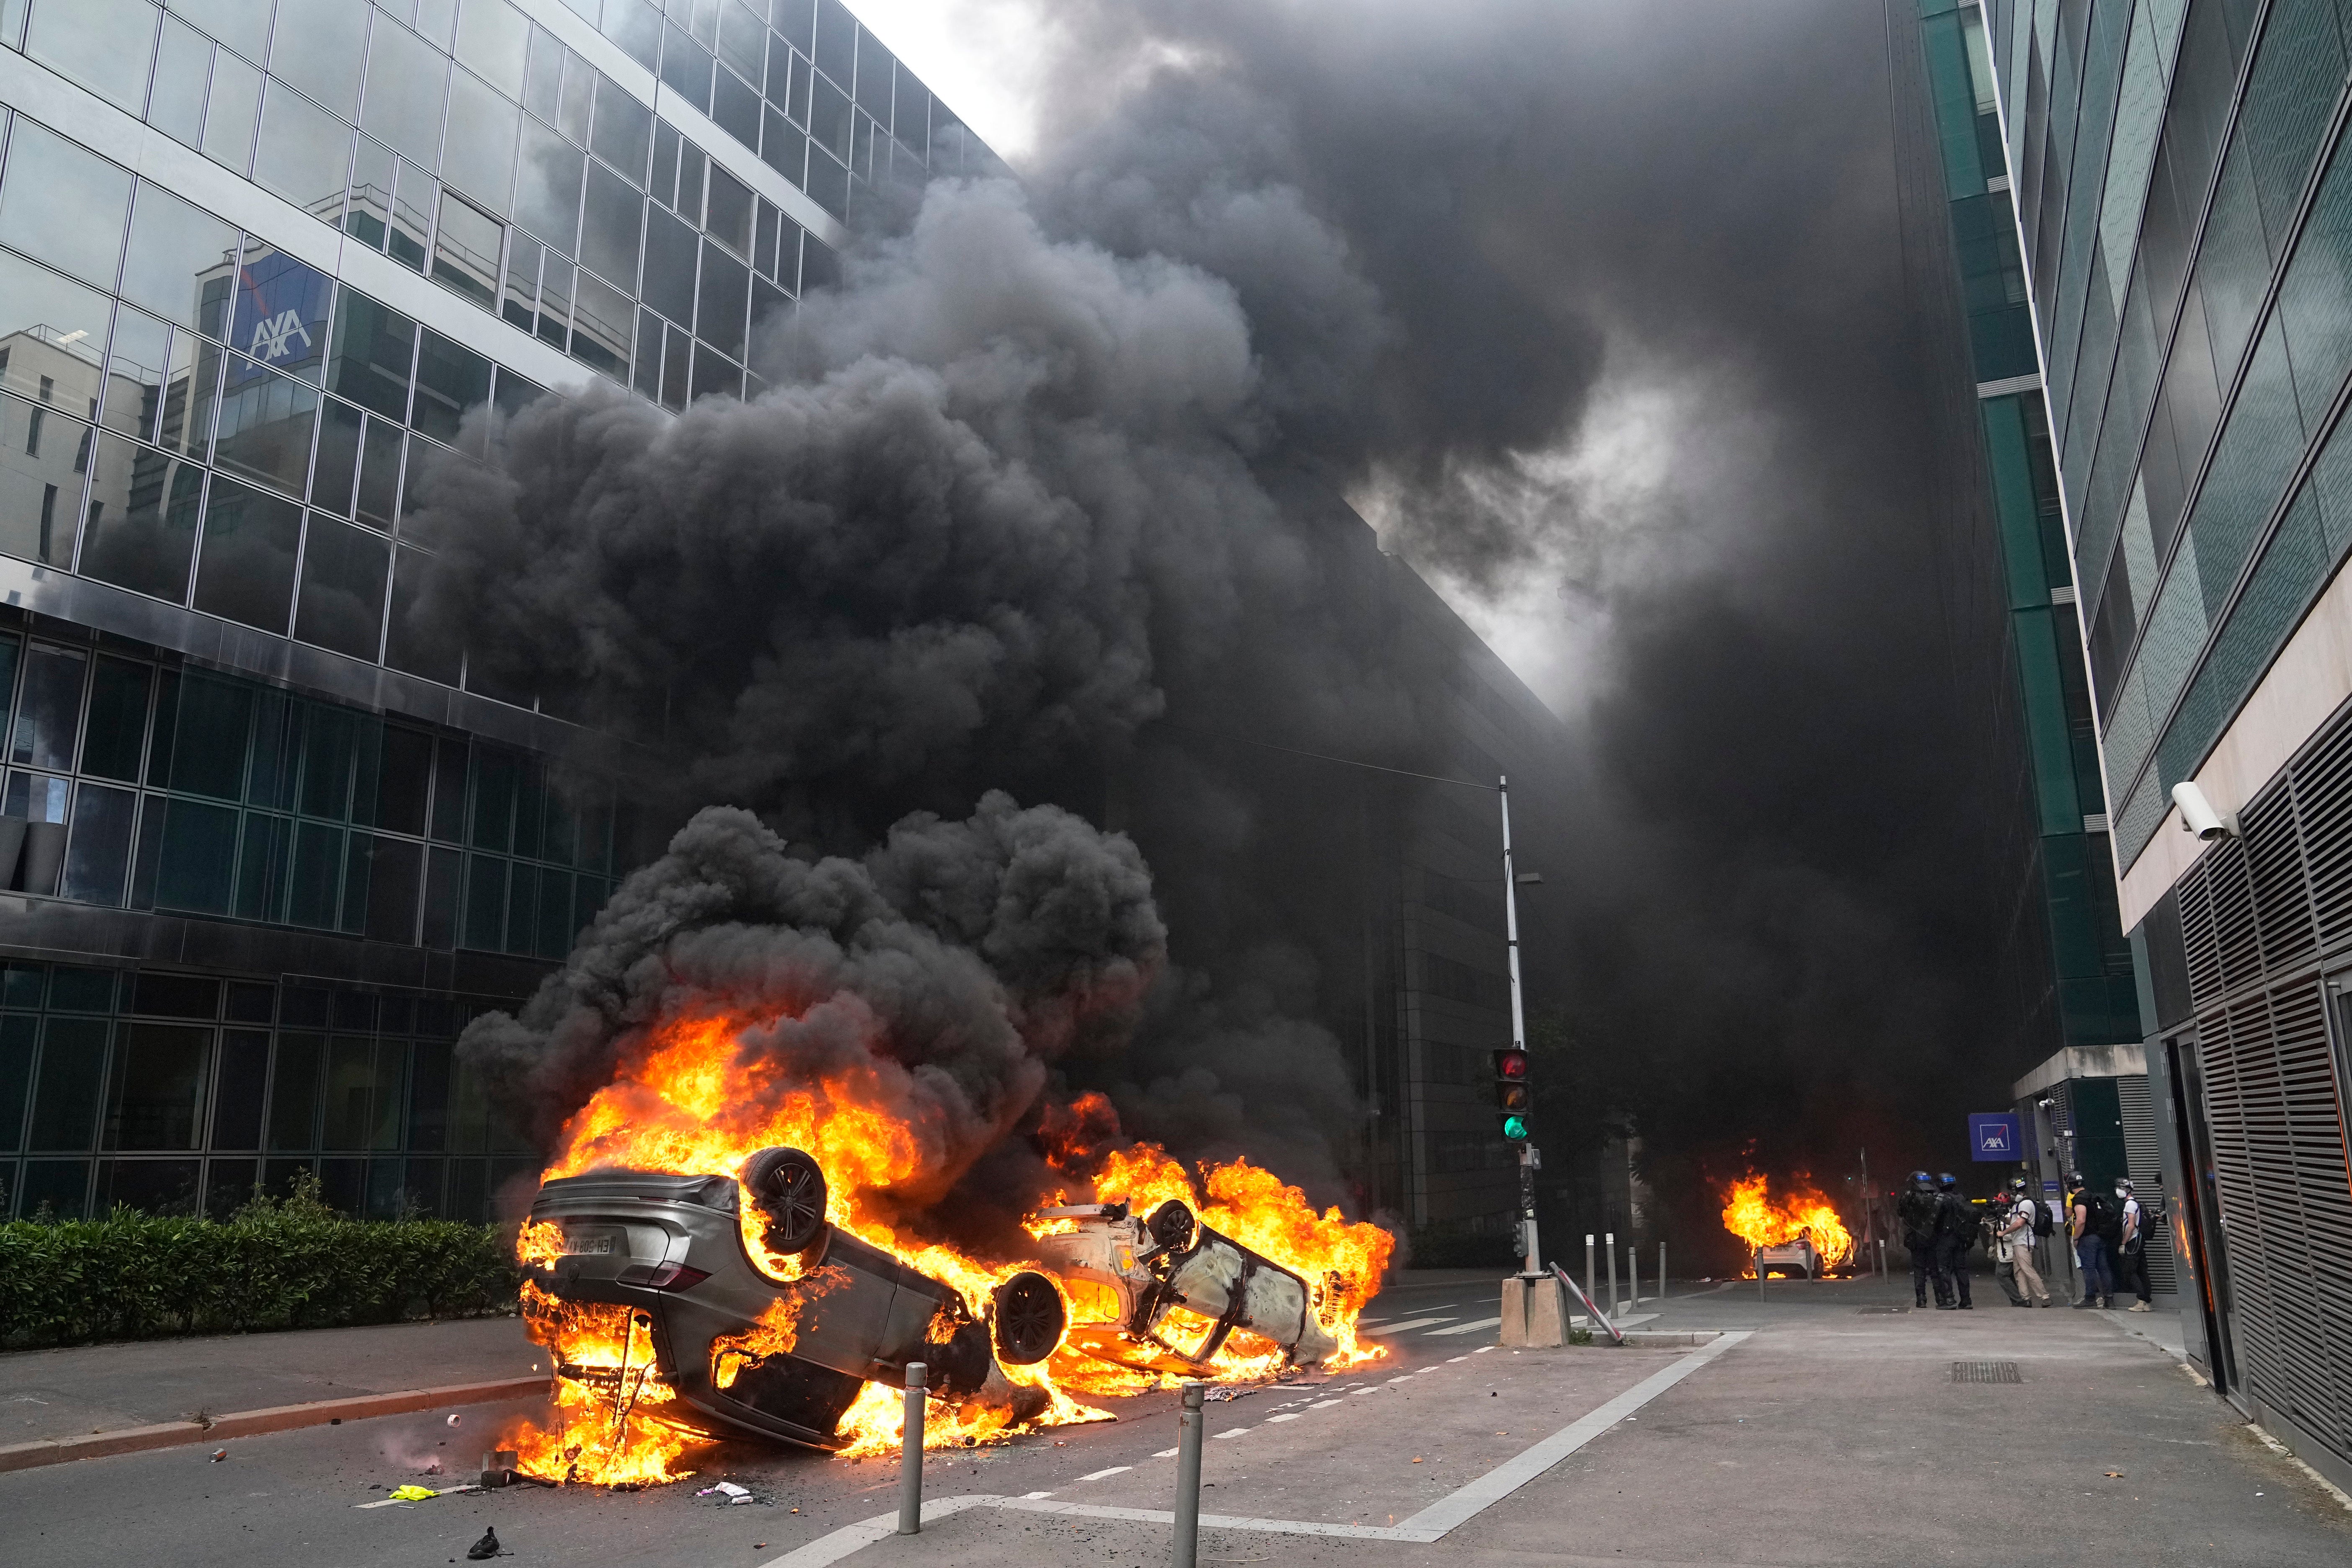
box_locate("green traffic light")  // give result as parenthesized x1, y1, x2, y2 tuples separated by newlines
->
(1501, 1114, 1529, 1142)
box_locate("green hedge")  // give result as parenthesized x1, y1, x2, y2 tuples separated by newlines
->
(0, 1180, 519, 1348)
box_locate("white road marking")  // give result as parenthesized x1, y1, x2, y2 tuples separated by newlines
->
(1210, 1426, 1252, 1439)
(1363, 1317, 1454, 1334)
(1264, 1413, 1302, 1423)
(1447, 1356, 1469, 1364)
(1076, 1467, 1130, 1482)
(1310, 1399, 1344, 1409)
(1427, 1318, 1503, 1336)
(1020, 1490, 1055, 1499)
(754, 1334, 1753, 1565)
(1153, 1447, 1179, 1458)
(1474, 1345, 1499, 1353)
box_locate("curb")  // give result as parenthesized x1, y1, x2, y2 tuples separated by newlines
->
(1618, 1330, 1722, 1347)
(0, 1375, 549, 1474)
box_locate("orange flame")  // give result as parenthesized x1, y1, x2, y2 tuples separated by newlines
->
(1718, 1173, 1854, 1276)
(505, 1008, 1392, 1484)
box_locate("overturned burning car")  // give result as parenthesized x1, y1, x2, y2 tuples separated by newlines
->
(524, 1148, 1349, 1453)
(523, 1147, 1068, 1452)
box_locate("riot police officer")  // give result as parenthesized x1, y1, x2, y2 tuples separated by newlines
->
(1898, 1171, 1945, 1308)
(1933, 1172, 1975, 1310)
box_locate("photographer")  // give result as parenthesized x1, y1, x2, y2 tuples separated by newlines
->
(2112, 1178, 2153, 1313)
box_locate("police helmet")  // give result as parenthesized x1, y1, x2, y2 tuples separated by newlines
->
(1909, 1170, 1933, 1189)
(1937, 1172, 1958, 1189)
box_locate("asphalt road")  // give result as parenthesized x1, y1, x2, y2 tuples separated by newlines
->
(0, 1276, 1524, 1568)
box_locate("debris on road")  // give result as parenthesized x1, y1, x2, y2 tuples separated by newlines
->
(354, 1483, 485, 1510)
(466, 1526, 505, 1560)
(696, 1480, 761, 1506)
(209, 1449, 227, 1462)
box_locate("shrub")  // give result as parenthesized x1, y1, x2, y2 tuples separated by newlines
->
(0, 1176, 519, 1349)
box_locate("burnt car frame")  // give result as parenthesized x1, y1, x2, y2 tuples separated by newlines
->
(524, 1147, 1064, 1451)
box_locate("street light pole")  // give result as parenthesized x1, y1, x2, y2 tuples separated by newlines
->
(1501, 774, 1539, 1277)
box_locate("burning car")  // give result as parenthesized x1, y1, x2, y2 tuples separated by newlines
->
(522, 1146, 1068, 1452)
(1029, 1199, 1341, 1374)
(1754, 1232, 1825, 1279)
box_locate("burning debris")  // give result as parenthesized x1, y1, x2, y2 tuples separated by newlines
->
(469, 800, 1393, 1485)
(1718, 1174, 1856, 1277)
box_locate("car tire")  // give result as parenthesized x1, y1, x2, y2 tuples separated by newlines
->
(1146, 1199, 1197, 1256)
(743, 1147, 829, 1254)
(993, 1271, 1066, 1365)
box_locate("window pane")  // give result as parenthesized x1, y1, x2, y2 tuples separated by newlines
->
(286, 820, 341, 926)
(356, 415, 402, 529)
(412, 329, 490, 446)
(147, 17, 211, 148)
(570, 270, 631, 377)
(79, 433, 202, 601)
(24, 0, 160, 115)
(311, 397, 362, 516)
(233, 810, 289, 918)
(12, 644, 85, 769)
(266, 1032, 322, 1150)
(698, 240, 748, 358)
(154, 797, 237, 914)
(641, 206, 696, 325)
(167, 672, 252, 799)
(0, 119, 133, 289)
(253, 81, 354, 225)
(471, 748, 514, 848)
(325, 292, 415, 421)
(360, 19, 450, 170)
(269, 0, 370, 118)
(431, 190, 503, 313)
(579, 159, 643, 289)
(657, 24, 713, 113)
(0, 253, 111, 409)
(538, 256, 574, 349)
(121, 183, 240, 335)
(689, 342, 740, 404)
(193, 476, 302, 633)
(713, 67, 761, 149)
(388, 157, 432, 271)
(59, 782, 135, 905)
(29, 1017, 108, 1151)
(761, 107, 806, 188)
(454, 0, 528, 97)
(706, 165, 753, 255)
(211, 1028, 269, 1149)
(804, 146, 846, 220)
(293, 513, 389, 660)
(203, 48, 263, 175)
(505, 860, 536, 952)
(442, 68, 519, 211)
(590, 75, 653, 185)
(0, 395, 83, 568)
(360, 833, 422, 942)
(171, 0, 269, 59)
(500, 230, 540, 333)
(347, 134, 394, 250)
(100, 306, 173, 440)
(385, 543, 461, 683)
(81, 659, 151, 782)
(512, 118, 583, 255)
(213, 358, 320, 497)
(157, 335, 224, 459)
(102, 1023, 209, 1149)
(0, 1014, 34, 1153)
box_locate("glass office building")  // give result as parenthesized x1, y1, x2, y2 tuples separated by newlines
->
(1938, 0, 2352, 1489)
(0, 0, 1006, 1224)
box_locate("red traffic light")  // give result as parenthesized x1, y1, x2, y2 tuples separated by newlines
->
(1492, 1048, 1529, 1081)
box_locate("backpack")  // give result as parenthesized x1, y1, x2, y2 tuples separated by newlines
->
(2031, 1198, 2054, 1238)
(2076, 1188, 2112, 1239)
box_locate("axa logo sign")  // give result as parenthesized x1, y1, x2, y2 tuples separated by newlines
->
(248, 308, 314, 364)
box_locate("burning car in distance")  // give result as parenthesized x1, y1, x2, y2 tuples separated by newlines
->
(519, 1145, 1362, 1465)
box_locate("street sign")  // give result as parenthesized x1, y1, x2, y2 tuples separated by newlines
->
(1968, 1112, 2021, 1161)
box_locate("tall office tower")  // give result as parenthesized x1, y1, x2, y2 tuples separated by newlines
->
(1945, 0, 2352, 1490)
(0, 0, 1564, 1247)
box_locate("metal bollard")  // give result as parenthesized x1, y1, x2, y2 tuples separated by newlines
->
(1585, 1234, 1596, 1320)
(1756, 1249, 1767, 1298)
(1658, 1241, 1667, 1302)
(897, 1362, 926, 1535)
(1605, 1232, 1618, 1313)
(1878, 1238, 1887, 1279)
(1172, 1381, 1206, 1568)
(1628, 1244, 1639, 1305)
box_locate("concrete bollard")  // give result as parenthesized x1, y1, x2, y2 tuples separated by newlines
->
(1585, 1234, 1596, 1314)
(1605, 1232, 1618, 1313)
(1524, 1273, 1567, 1346)
(1173, 1381, 1206, 1568)
(1658, 1242, 1667, 1302)
(1498, 1274, 1529, 1345)
(897, 1362, 926, 1535)
(1628, 1244, 1639, 1305)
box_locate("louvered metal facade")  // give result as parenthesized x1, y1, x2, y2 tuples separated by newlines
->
(2159, 691, 2352, 1482)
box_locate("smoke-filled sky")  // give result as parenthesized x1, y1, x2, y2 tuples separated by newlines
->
(449, 0, 2045, 1247)
(849, 0, 2043, 1191)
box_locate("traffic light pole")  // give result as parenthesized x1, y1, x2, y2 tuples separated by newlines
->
(1501, 775, 1539, 1277)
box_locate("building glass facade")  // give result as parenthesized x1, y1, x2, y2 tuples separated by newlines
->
(1964, 0, 2352, 1491)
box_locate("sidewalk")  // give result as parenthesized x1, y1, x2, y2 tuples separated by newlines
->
(0, 1315, 537, 1446)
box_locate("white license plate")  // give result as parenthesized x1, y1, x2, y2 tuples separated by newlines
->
(563, 1234, 616, 1256)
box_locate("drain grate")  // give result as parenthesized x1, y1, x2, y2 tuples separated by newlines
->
(1951, 1361, 2022, 1383)
(1857, 1306, 1911, 1314)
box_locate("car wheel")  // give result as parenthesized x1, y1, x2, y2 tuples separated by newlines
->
(1146, 1199, 1197, 1256)
(743, 1147, 829, 1254)
(993, 1271, 1066, 1365)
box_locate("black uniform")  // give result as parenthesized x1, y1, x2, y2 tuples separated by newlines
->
(1934, 1190, 1975, 1308)
(1898, 1188, 1945, 1307)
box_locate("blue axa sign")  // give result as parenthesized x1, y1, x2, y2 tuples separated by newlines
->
(1968, 1112, 2021, 1161)
(228, 248, 332, 385)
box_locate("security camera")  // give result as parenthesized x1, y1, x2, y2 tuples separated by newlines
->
(2172, 781, 2236, 841)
